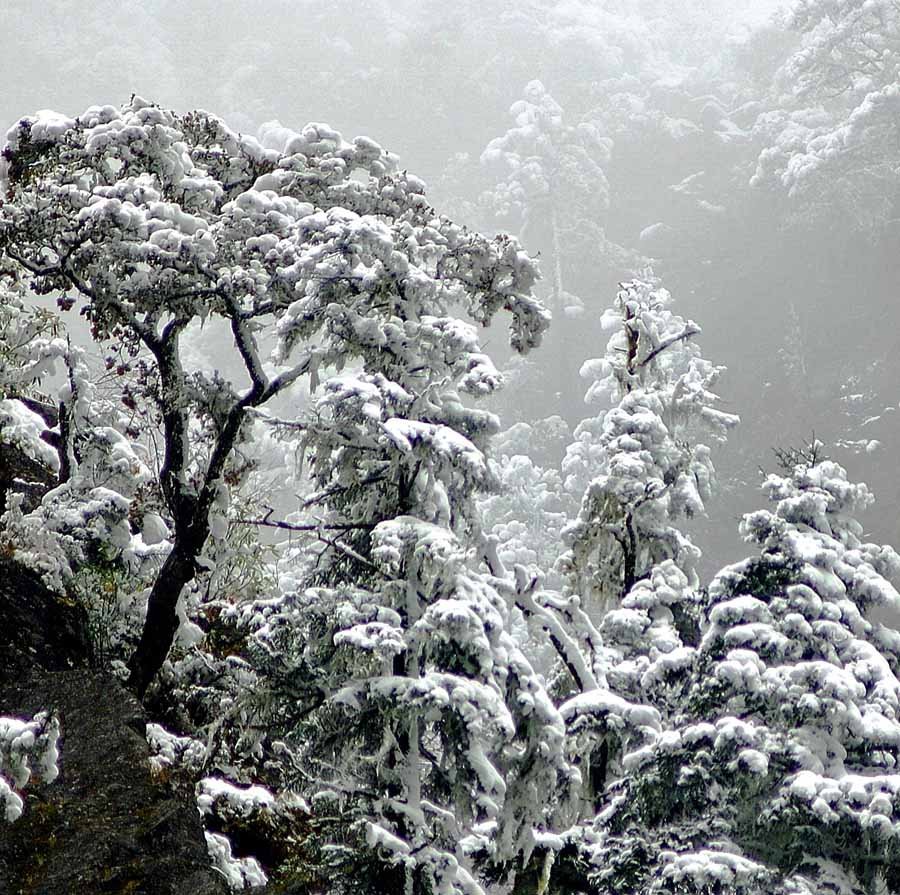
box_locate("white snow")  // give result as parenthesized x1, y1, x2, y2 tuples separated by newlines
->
(205, 831, 268, 889)
(0, 712, 60, 823)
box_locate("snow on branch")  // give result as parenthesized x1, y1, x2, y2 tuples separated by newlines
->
(0, 712, 60, 823)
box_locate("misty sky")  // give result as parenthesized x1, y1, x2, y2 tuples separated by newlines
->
(2, 0, 897, 569)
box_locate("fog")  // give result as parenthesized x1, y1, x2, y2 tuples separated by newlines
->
(3, 0, 898, 574)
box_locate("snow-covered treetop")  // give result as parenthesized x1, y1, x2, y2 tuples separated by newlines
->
(0, 98, 548, 549)
(581, 279, 729, 412)
(576, 453, 900, 894)
(479, 79, 614, 314)
(738, 453, 900, 612)
(481, 79, 611, 219)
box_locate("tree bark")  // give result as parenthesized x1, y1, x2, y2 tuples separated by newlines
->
(622, 507, 638, 599)
(124, 326, 310, 699)
(126, 541, 201, 699)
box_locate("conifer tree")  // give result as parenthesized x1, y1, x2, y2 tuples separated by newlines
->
(752, 0, 900, 229)
(235, 312, 575, 891)
(560, 277, 738, 615)
(579, 446, 900, 895)
(480, 79, 612, 317)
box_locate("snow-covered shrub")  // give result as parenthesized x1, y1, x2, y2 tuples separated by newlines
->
(205, 830, 268, 890)
(146, 722, 207, 777)
(0, 712, 60, 823)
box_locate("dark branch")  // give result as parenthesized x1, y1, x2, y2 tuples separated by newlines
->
(234, 518, 377, 533)
(637, 323, 701, 369)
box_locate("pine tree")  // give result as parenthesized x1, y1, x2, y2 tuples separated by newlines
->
(751, 0, 900, 229)
(235, 337, 576, 893)
(479, 419, 571, 588)
(581, 446, 900, 895)
(201, 118, 577, 894)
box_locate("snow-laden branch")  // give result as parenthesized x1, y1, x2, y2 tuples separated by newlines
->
(234, 516, 377, 533)
(636, 321, 701, 369)
(0, 712, 60, 823)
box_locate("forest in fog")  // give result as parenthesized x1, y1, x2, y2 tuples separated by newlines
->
(1, 1, 899, 893)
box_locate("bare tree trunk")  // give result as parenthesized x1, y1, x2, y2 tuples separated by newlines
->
(125, 327, 201, 697)
(124, 304, 310, 698)
(622, 508, 638, 600)
(551, 206, 564, 313)
(126, 542, 201, 698)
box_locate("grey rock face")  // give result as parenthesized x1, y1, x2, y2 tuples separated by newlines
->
(0, 670, 229, 895)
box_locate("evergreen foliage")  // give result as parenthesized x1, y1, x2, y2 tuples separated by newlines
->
(561, 278, 738, 614)
(0, 7, 898, 888)
(575, 452, 900, 895)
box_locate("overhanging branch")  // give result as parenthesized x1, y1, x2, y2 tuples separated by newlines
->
(637, 322, 701, 369)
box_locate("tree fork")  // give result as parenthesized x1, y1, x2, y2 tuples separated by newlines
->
(125, 407, 245, 697)
(124, 325, 304, 697)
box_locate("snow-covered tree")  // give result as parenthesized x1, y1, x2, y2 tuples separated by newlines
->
(560, 277, 738, 615)
(0, 276, 172, 671)
(0, 281, 69, 511)
(576, 447, 900, 895)
(0, 96, 548, 699)
(499, 280, 737, 834)
(221, 155, 574, 889)
(270, 521, 575, 893)
(479, 417, 572, 588)
(752, 0, 900, 228)
(480, 79, 613, 317)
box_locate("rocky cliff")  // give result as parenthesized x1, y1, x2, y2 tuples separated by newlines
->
(0, 517, 229, 894)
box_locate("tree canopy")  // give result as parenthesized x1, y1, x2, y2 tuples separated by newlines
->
(0, 97, 547, 699)
(0, 3, 899, 888)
